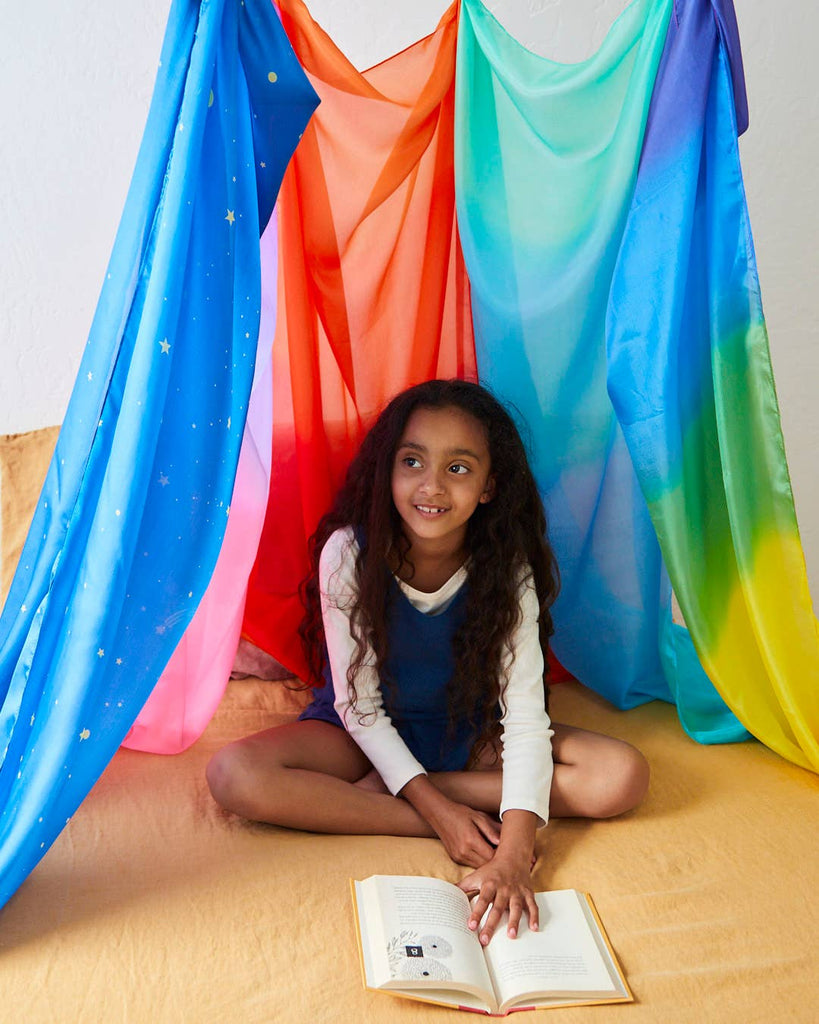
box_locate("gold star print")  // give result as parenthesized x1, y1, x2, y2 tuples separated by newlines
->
(97, 649, 105, 658)
(116, 658, 123, 666)
(79, 729, 91, 741)
(225, 209, 236, 225)
(87, 372, 93, 381)
(159, 474, 170, 487)
(268, 71, 278, 83)
(159, 338, 171, 354)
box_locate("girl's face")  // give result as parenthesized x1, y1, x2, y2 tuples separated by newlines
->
(391, 405, 495, 554)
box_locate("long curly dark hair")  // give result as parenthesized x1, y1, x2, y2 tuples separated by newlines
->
(299, 379, 559, 760)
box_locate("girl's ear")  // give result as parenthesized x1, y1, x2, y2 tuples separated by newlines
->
(479, 475, 496, 504)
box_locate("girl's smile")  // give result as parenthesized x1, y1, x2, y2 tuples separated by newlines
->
(391, 405, 495, 555)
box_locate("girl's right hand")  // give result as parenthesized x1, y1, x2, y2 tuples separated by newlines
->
(401, 776, 501, 867)
(433, 800, 502, 868)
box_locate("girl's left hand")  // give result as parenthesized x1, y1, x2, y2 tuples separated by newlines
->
(458, 852, 539, 946)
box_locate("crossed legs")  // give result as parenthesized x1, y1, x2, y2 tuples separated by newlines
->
(205, 721, 649, 836)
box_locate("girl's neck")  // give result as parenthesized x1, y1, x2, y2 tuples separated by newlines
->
(390, 537, 467, 594)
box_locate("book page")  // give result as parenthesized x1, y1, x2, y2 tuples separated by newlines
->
(482, 890, 621, 1010)
(357, 875, 495, 1003)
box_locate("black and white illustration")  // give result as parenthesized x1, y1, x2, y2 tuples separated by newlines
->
(386, 930, 453, 982)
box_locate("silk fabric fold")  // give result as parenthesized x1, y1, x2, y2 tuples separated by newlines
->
(0, 0, 316, 906)
(608, 0, 819, 767)
(2, 0, 818, 915)
(457, 0, 818, 766)
(456, 0, 683, 708)
(242, 0, 476, 678)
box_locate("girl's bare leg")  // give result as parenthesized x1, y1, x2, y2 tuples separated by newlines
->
(207, 721, 437, 837)
(207, 721, 648, 834)
(548, 724, 649, 817)
(428, 724, 649, 819)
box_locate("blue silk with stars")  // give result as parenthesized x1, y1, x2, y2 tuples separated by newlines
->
(0, 0, 317, 908)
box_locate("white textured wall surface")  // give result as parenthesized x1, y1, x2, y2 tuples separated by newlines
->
(0, 0, 172, 434)
(1, 0, 816, 593)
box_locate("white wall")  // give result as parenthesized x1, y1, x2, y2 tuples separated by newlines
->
(0, 0, 815, 594)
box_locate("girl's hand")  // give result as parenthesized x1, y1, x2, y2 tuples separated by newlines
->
(458, 852, 539, 946)
(400, 777, 501, 868)
(457, 809, 539, 946)
(431, 800, 502, 868)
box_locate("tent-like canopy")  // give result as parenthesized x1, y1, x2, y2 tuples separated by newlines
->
(1, 0, 817, 909)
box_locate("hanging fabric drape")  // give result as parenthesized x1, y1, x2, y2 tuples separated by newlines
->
(2, 0, 817, 915)
(0, 0, 317, 906)
(241, 0, 476, 679)
(607, 0, 819, 768)
(123, 213, 282, 754)
(126, 39, 287, 754)
(456, 0, 818, 765)
(456, 0, 693, 709)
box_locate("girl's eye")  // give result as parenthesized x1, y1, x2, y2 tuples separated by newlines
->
(402, 456, 422, 469)
(448, 463, 470, 475)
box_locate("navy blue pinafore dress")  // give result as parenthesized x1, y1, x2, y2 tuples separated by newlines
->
(298, 579, 478, 771)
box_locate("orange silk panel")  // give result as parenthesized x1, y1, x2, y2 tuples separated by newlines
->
(243, 0, 476, 677)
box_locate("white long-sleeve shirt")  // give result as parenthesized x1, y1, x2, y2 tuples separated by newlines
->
(319, 527, 553, 825)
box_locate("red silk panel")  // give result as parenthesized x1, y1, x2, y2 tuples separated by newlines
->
(243, 0, 476, 677)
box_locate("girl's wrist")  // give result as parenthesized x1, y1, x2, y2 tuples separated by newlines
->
(494, 809, 537, 867)
(400, 774, 457, 826)
(491, 841, 532, 869)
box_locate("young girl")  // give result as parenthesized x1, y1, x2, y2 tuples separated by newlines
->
(207, 380, 648, 946)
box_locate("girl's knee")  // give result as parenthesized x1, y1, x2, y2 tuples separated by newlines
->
(594, 742, 649, 818)
(205, 744, 240, 811)
(620, 744, 650, 811)
(206, 741, 269, 819)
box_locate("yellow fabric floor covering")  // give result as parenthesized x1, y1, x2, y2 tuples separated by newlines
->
(2, 430, 819, 1023)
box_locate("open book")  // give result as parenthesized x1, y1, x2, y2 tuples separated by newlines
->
(351, 875, 632, 1015)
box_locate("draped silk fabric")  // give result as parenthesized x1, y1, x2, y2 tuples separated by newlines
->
(1, 0, 818, 911)
(241, 0, 476, 679)
(457, 0, 818, 767)
(0, 0, 317, 906)
(608, 0, 819, 768)
(457, 0, 682, 711)
(122, 214, 281, 754)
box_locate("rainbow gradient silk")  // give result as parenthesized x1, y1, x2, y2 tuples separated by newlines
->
(457, 0, 818, 766)
(609, 0, 819, 768)
(0, 0, 317, 907)
(1, 0, 818, 913)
